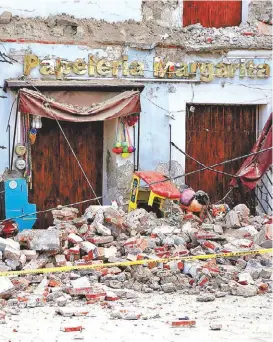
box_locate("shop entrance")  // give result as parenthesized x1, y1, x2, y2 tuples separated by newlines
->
(29, 118, 103, 229)
(185, 104, 257, 206)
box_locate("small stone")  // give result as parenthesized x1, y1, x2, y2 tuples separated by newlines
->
(161, 283, 176, 293)
(0, 262, 11, 272)
(3, 245, 21, 261)
(196, 294, 215, 302)
(46, 16, 56, 28)
(68, 233, 83, 244)
(17, 230, 60, 252)
(76, 26, 85, 39)
(56, 16, 78, 27)
(51, 26, 64, 37)
(213, 225, 223, 234)
(236, 259, 247, 270)
(56, 307, 91, 317)
(215, 291, 227, 298)
(210, 323, 222, 330)
(225, 210, 241, 228)
(56, 296, 68, 307)
(80, 241, 98, 260)
(54, 254, 67, 267)
(23, 255, 49, 270)
(5, 259, 19, 270)
(71, 276, 90, 289)
(260, 268, 272, 279)
(0, 11, 12, 24)
(0, 237, 20, 252)
(21, 250, 37, 261)
(0, 278, 14, 299)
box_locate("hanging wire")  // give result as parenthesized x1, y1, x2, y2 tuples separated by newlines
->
(54, 117, 101, 205)
(147, 147, 273, 187)
(0, 193, 113, 223)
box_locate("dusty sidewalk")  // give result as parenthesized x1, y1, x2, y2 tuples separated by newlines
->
(0, 292, 272, 342)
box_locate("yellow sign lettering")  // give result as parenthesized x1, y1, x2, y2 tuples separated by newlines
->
(129, 61, 144, 76)
(39, 59, 55, 75)
(24, 54, 39, 76)
(96, 59, 111, 76)
(22, 54, 271, 82)
(72, 58, 87, 75)
(200, 63, 214, 82)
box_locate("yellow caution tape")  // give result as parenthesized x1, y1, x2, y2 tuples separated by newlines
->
(0, 248, 272, 277)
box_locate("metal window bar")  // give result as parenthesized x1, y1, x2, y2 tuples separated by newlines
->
(256, 166, 273, 215)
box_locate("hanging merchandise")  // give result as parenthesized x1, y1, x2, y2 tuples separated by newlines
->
(21, 114, 33, 188)
(126, 113, 139, 127)
(112, 118, 123, 155)
(28, 114, 42, 145)
(125, 122, 136, 154)
(121, 121, 128, 157)
(31, 115, 42, 129)
(29, 128, 37, 145)
(112, 118, 136, 158)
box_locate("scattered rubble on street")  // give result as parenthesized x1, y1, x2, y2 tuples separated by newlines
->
(0, 202, 271, 323)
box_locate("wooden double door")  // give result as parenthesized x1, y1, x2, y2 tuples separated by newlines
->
(29, 118, 103, 229)
(186, 105, 257, 206)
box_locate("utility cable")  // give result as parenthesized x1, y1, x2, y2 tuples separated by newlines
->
(171, 141, 237, 178)
(54, 118, 101, 205)
(0, 193, 112, 223)
(147, 147, 273, 186)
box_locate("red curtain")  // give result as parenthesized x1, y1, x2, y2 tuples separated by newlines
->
(230, 113, 272, 190)
(19, 88, 141, 122)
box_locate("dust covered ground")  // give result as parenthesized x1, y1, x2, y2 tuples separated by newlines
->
(0, 292, 272, 342)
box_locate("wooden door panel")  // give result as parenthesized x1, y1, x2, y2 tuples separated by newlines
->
(29, 118, 60, 229)
(186, 105, 256, 205)
(183, 1, 242, 28)
(29, 118, 103, 228)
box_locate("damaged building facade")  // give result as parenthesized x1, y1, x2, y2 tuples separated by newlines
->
(0, 0, 272, 228)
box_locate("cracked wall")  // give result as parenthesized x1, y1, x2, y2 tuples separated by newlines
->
(142, 0, 182, 28)
(0, 0, 271, 52)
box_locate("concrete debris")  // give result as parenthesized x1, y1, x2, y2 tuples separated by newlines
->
(0, 237, 20, 252)
(0, 11, 12, 25)
(0, 202, 270, 311)
(16, 230, 60, 252)
(0, 10, 271, 52)
(210, 323, 222, 330)
(196, 294, 216, 302)
(225, 210, 241, 228)
(56, 307, 91, 317)
(0, 277, 14, 299)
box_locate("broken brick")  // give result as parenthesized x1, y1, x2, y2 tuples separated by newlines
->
(54, 254, 67, 267)
(171, 320, 196, 328)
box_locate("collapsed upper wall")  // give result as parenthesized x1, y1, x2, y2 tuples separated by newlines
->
(248, 0, 273, 24)
(0, 0, 272, 52)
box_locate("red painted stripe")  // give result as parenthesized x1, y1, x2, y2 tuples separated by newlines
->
(0, 38, 89, 46)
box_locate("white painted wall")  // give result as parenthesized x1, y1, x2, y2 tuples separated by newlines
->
(0, 0, 142, 22)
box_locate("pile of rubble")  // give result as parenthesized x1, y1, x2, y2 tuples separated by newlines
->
(0, 203, 272, 317)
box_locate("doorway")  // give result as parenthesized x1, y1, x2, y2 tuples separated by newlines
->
(185, 104, 257, 206)
(29, 118, 103, 229)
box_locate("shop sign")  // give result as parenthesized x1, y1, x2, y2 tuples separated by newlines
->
(23, 54, 270, 83)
